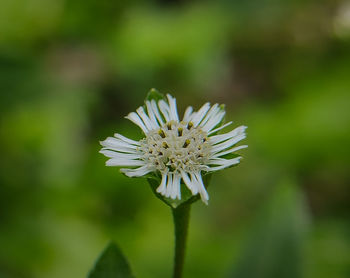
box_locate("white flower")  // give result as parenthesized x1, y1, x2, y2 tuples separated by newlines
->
(100, 94, 247, 204)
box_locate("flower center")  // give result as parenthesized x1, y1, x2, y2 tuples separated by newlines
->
(140, 121, 211, 173)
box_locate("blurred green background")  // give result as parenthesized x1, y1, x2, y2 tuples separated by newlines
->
(0, 0, 349, 277)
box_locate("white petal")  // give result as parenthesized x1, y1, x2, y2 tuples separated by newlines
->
(209, 126, 247, 145)
(192, 172, 209, 205)
(198, 104, 219, 127)
(181, 170, 198, 195)
(113, 133, 140, 146)
(166, 94, 179, 121)
(106, 158, 145, 166)
(120, 165, 152, 177)
(212, 145, 248, 158)
(158, 100, 171, 122)
(156, 173, 168, 195)
(101, 137, 138, 151)
(201, 111, 225, 132)
(146, 101, 161, 128)
(150, 100, 165, 125)
(100, 149, 142, 159)
(183, 106, 193, 122)
(211, 134, 247, 154)
(209, 132, 233, 145)
(125, 112, 149, 134)
(207, 157, 241, 171)
(191, 103, 211, 126)
(165, 173, 173, 198)
(207, 121, 233, 135)
(170, 173, 181, 200)
(101, 145, 138, 154)
(136, 106, 158, 131)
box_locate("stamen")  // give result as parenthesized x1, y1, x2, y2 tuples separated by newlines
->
(162, 142, 169, 149)
(158, 129, 166, 138)
(183, 139, 190, 148)
(141, 121, 211, 173)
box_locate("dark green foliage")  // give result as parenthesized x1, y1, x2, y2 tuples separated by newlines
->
(88, 242, 135, 278)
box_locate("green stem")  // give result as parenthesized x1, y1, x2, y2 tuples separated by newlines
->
(172, 204, 191, 278)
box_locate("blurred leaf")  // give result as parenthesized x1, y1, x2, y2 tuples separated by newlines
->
(229, 180, 309, 278)
(88, 242, 135, 278)
(0, 0, 62, 44)
(109, 4, 231, 90)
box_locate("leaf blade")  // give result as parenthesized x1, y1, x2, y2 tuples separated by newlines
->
(88, 242, 135, 278)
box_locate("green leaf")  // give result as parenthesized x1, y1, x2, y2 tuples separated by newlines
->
(228, 180, 310, 278)
(145, 88, 166, 103)
(147, 173, 212, 208)
(88, 242, 135, 278)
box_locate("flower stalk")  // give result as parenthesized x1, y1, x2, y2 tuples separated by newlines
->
(99, 89, 248, 278)
(172, 203, 191, 278)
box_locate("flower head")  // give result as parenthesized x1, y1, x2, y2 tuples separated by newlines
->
(100, 91, 247, 204)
